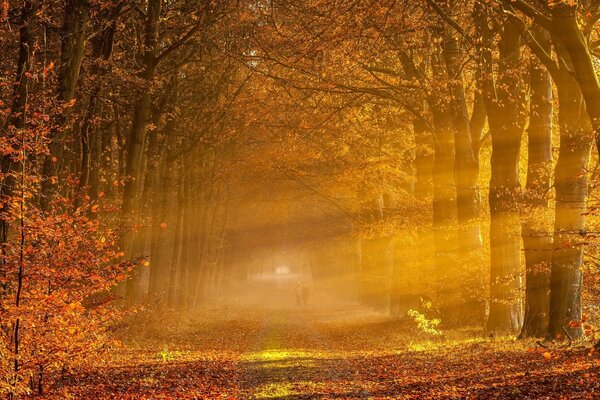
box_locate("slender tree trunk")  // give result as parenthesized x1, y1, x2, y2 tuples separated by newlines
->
(125, 119, 167, 303)
(411, 113, 435, 311)
(193, 157, 218, 306)
(167, 164, 185, 308)
(177, 156, 195, 308)
(148, 160, 172, 302)
(357, 194, 389, 309)
(1, 0, 34, 295)
(520, 28, 553, 338)
(122, 0, 161, 302)
(79, 11, 120, 195)
(41, 0, 90, 210)
(414, 117, 434, 198)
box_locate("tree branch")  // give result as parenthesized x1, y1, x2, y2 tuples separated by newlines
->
(156, 10, 207, 63)
(501, 0, 554, 31)
(426, 0, 465, 36)
(502, 7, 560, 81)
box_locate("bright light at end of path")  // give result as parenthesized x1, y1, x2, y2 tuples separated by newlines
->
(275, 266, 290, 274)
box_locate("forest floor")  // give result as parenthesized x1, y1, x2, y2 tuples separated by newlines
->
(42, 282, 599, 399)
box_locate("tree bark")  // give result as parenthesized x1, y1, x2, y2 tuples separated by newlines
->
(520, 28, 553, 338)
(483, 24, 527, 334)
(79, 7, 120, 195)
(547, 40, 592, 340)
(428, 59, 457, 318)
(41, 0, 90, 210)
(1, 0, 34, 296)
(442, 27, 485, 324)
(122, 0, 161, 302)
(550, 4, 600, 158)
(167, 163, 185, 308)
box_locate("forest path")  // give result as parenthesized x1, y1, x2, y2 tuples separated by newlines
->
(45, 285, 599, 399)
(237, 299, 375, 399)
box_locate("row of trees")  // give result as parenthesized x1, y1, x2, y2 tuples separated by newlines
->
(236, 0, 599, 341)
(0, 0, 260, 396)
(1, 0, 600, 396)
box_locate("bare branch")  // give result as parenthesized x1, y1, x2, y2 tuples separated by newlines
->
(426, 0, 465, 36)
(501, 0, 554, 31)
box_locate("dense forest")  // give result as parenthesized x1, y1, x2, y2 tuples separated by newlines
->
(1, 0, 600, 398)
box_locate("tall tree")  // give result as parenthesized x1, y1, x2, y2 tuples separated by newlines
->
(41, 0, 90, 210)
(520, 27, 554, 338)
(504, 0, 595, 340)
(478, 17, 527, 333)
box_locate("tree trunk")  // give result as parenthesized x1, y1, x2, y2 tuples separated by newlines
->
(148, 160, 171, 302)
(1, 0, 34, 293)
(547, 42, 592, 340)
(429, 81, 457, 318)
(442, 28, 485, 324)
(167, 164, 185, 308)
(79, 10, 120, 195)
(414, 117, 434, 197)
(41, 0, 90, 210)
(122, 0, 161, 302)
(520, 28, 553, 338)
(483, 24, 526, 334)
(550, 4, 600, 158)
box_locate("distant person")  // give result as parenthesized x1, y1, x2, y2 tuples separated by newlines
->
(296, 282, 302, 306)
(302, 284, 309, 306)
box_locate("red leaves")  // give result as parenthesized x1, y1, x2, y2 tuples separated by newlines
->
(42, 61, 55, 79)
(568, 320, 581, 328)
(0, 198, 131, 396)
(42, 306, 600, 399)
(0, 1, 7, 22)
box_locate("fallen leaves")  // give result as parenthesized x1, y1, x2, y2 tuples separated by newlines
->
(34, 299, 600, 399)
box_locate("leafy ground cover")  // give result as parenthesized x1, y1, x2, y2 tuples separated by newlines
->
(35, 288, 599, 399)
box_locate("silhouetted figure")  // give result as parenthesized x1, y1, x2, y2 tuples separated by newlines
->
(301, 284, 309, 306)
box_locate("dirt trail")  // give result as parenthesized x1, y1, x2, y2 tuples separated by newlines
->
(239, 307, 365, 398)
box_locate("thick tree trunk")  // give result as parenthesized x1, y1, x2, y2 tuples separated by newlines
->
(429, 81, 457, 317)
(125, 122, 167, 302)
(442, 29, 485, 324)
(547, 46, 592, 340)
(520, 28, 553, 338)
(484, 24, 526, 334)
(550, 4, 600, 158)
